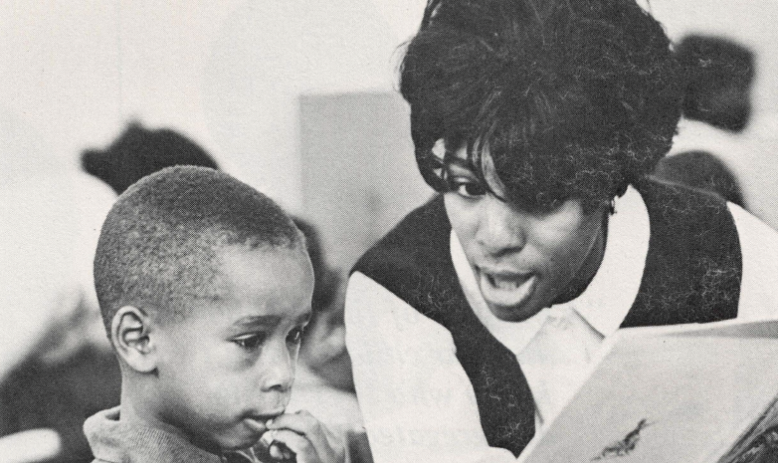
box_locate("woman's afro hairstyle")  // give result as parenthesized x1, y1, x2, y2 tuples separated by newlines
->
(400, 0, 683, 211)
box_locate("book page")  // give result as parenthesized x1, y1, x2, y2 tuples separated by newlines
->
(518, 319, 778, 463)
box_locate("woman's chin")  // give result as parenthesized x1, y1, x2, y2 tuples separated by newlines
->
(485, 299, 542, 322)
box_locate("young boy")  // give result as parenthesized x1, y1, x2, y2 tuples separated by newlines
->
(84, 166, 344, 463)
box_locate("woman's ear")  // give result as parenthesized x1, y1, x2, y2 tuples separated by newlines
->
(111, 306, 157, 373)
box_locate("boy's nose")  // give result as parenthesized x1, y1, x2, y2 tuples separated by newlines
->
(476, 196, 526, 257)
(261, 343, 295, 393)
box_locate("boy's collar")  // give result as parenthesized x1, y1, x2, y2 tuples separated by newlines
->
(85, 406, 237, 463)
(223, 448, 262, 463)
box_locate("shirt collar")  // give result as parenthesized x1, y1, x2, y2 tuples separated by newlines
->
(571, 184, 649, 336)
(451, 184, 650, 350)
(84, 406, 232, 463)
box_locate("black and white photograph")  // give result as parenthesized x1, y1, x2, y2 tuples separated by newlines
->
(2, 1, 778, 462)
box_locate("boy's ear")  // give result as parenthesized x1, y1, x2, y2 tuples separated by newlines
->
(111, 305, 157, 373)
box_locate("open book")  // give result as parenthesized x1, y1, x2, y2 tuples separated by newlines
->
(516, 318, 778, 463)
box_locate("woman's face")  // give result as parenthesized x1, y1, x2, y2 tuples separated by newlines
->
(442, 144, 608, 322)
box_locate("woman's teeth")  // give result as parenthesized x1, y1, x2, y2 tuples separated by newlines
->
(487, 274, 523, 290)
(480, 271, 537, 307)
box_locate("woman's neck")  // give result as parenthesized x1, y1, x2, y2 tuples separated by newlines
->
(553, 208, 609, 305)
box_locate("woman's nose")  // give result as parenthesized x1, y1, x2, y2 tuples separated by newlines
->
(475, 196, 526, 257)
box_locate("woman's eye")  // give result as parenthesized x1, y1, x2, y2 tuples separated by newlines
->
(287, 327, 304, 345)
(525, 197, 564, 215)
(451, 180, 486, 198)
(544, 199, 563, 212)
(234, 334, 265, 351)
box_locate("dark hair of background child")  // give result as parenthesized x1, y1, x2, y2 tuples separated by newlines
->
(82, 121, 220, 195)
(676, 34, 755, 133)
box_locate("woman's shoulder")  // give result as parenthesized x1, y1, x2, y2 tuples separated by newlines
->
(637, 175, 730, 212)
(352, 195, 450, 281)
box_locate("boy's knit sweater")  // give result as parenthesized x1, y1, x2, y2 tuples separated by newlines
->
(84, 407, 261, 463)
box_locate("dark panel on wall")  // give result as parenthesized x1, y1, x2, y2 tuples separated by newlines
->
(300, 91, 432, 271)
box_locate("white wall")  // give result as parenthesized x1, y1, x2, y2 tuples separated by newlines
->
(1, 2, 228, 176)
(0, 0, 423, 212)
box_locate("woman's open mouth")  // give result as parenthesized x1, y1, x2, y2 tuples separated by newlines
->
(477, 269, 538, 311)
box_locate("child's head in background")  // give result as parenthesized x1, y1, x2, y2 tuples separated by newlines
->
(81, 121, 220, 195)
(292, 217, 353, 392)
(94, 166, 313, 453)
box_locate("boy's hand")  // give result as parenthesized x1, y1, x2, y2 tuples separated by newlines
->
(259, 410, 345, 463)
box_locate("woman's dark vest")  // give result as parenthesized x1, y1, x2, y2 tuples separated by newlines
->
(352, 179, 742, 457)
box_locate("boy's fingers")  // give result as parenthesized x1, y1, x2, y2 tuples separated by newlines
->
(268, 443, 290, 461)
(269, 429, 319, 463)
(267, 411, 344, 463)
(267, 411, 333, 455)
(267, 410, 321, 434)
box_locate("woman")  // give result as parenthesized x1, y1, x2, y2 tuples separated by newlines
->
(344, 1, 778, 462)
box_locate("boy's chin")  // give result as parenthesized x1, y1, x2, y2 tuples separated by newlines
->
(207, 426, 264, 452)
(217, 436, 262, 453)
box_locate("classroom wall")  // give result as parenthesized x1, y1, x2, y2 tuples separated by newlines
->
(0, 0, 421, 212)
(299, 92, 431, 270)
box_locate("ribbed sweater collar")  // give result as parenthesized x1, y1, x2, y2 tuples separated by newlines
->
(84, 406, 226, 463)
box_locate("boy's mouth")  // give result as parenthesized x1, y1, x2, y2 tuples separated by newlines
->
(244, 412, 283, 433)
(244, 418, 267, 434)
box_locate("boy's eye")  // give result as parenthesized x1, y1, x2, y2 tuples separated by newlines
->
(287, 327, 305, 345)
(234, 333, 267, 351)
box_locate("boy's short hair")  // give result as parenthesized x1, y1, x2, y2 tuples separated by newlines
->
(94, 166, 303, 333)
(400, 0, 683, 211)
